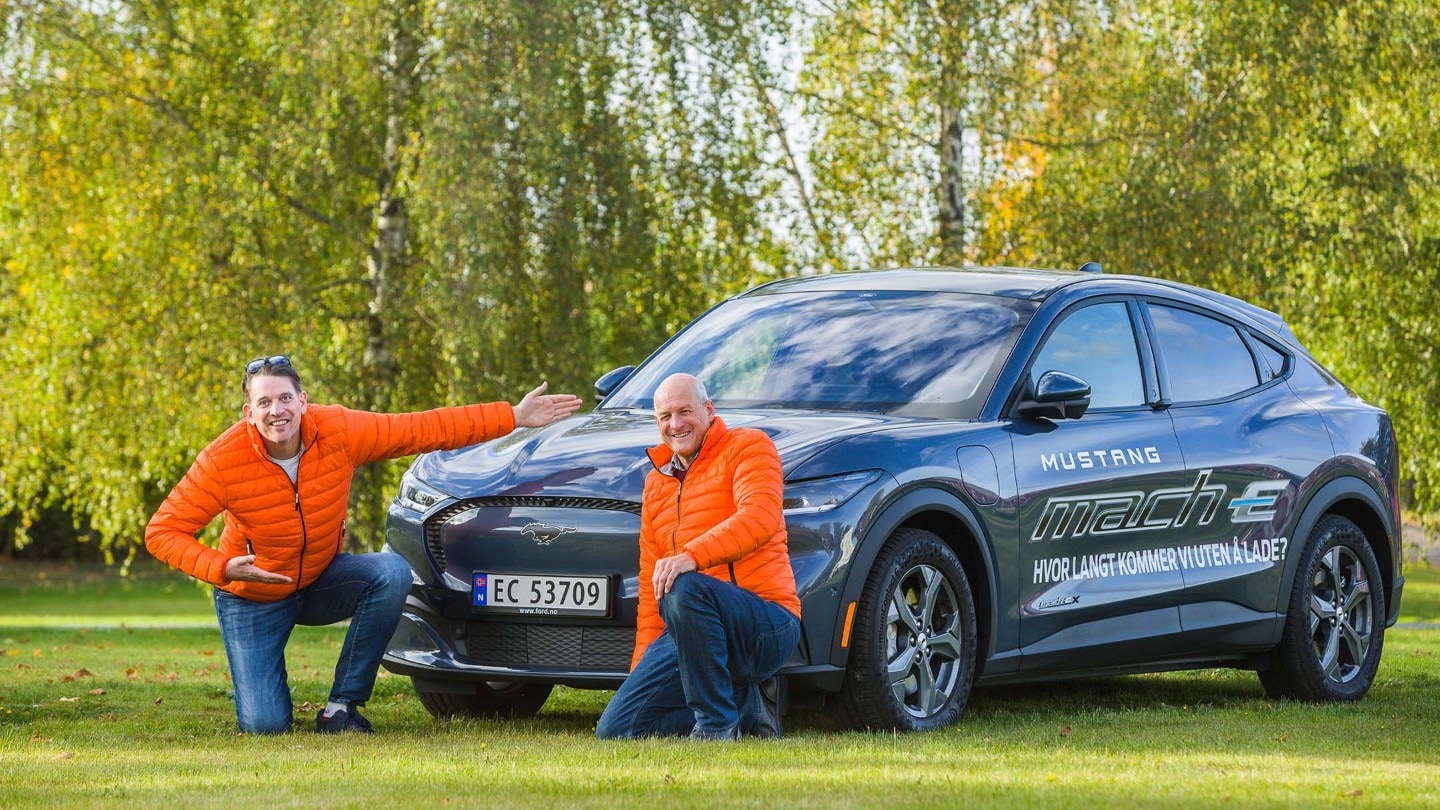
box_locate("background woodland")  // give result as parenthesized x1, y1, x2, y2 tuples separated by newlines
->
(3, 1, 1436, 555)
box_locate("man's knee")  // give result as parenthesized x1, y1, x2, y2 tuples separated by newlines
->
(367, 552, 414, 599)
(237, 707, 292, 735)
(594, 707, 632, 740)
(658, 572, 714, 624)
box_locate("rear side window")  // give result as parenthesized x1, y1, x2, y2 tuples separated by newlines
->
(1149, 304, 1261, 402)
(1253, 338, 1288, 381)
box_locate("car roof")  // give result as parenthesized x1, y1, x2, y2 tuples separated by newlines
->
(741, 266, 1090, 300)
(742, 265, 1300, 346)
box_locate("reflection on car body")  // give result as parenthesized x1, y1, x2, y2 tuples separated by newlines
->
(382, 265, 1402, 731)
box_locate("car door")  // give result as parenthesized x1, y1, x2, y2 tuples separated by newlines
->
(1008, 299, 1199, 673)
(1143, 300, 1329, 646)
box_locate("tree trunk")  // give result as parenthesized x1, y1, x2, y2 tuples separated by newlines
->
(938, 98, 966, 265)
(363, 0, 424, 412)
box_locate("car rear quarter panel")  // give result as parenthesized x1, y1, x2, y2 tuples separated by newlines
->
(1280, 356, 1402, 623)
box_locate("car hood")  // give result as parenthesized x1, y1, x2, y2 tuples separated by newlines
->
(410, 408, 908, 501)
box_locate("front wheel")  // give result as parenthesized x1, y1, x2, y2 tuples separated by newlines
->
(837, 528, 978, 731)
(1258, 515, 1385, 702)
(413, 678, 554, 719)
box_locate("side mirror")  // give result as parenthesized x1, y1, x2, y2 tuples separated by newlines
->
(594, 365, 636, 399)
(1015, 370, 1092, 420)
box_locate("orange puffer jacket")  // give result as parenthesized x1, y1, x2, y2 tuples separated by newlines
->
(145, 402, 515, 602)
(632, 417, 800, 668)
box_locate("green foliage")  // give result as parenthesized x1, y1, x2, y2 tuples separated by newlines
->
(4, 0, 1440, 558)
(983, 0, 1440, 515)
(0, 0, 790, 553)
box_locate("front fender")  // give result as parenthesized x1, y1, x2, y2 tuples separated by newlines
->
(827, 487, 998, 673)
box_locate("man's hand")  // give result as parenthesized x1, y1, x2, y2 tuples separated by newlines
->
(224, 555, 293, 584)
(653, 552, 698, 599)
(514, 381, 584, 428)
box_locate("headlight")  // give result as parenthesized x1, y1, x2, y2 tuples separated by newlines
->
(782, 470, 882, 514)
(395, 468, 451, 513)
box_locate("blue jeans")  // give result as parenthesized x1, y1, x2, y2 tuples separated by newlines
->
(213, 552, 411, 734)
(595, 572, 801, 739)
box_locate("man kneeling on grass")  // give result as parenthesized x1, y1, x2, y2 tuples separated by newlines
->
(596, 373, 801, 740)
(145, 355, 580, 735)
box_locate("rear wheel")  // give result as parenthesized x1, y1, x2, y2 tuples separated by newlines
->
(837, 528, 977, 731)
(1258, 515, 1385, 702)
(413, 679, 554, 719)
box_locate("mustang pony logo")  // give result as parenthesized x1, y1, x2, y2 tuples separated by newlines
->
(521, 522, 579, 545)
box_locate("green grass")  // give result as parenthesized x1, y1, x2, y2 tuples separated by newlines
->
(3, 560, 1440, 808)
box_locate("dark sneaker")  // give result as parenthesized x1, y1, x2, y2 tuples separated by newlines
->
(315, 705, 375, 734)
(753, 676, 786, 739)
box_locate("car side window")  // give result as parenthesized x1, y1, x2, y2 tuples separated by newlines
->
(1149, 304, 1261, 402)
(1031, 302, 1145, 409)
(1253, 338, 1288, 381)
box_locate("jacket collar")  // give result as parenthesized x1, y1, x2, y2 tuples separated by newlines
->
(647, 416, 728, 478)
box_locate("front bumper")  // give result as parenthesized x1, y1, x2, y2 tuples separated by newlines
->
(380, 596, 631, 689)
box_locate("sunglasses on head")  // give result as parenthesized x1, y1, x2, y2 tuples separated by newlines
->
(245, 355, 291, 374)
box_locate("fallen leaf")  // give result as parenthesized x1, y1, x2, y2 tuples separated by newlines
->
(89, 688, 106, 696)
(58, 696, 81, 703)
(1060, 726, 1072, 737)
(1346, 790, 1363, 798)
(57, 752, 76, 760)
(75, 668, 93, 677)
(125, 667, 138, 679)
(154, 696, 163, 705)
(30, 733, 52, 742)
(1275, 732, 1290, 743)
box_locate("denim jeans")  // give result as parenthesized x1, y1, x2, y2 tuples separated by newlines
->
(213, 552, 411, 734)
(595, 572, 801, 739)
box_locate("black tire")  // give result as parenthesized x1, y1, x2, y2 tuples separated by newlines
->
(837, 528, 978, 731)
(413, 679, 554, 719)
(1258, 515, 1385, 702)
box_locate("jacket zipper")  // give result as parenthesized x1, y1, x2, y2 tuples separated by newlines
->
(668, 462, 738, 585)
(291, 479, 307, 595)
(264, 446, 309, 596)
(670, 479, 683, 554)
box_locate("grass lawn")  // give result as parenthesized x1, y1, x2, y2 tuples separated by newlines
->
(3, 559, 1440, 808)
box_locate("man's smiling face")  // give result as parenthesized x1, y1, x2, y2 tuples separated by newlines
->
(244, 374, 307, 458)
(653, 375, 714, 463)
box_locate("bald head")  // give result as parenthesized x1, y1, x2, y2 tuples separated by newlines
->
(655, 373, 708, 405)
(653, 373, 715, 462)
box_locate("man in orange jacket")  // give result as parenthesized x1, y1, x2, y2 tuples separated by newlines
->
(595, 373, 801, 740)
(146, 355, 581, 735)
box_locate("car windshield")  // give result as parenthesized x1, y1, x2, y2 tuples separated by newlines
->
(603, 289, 1030, 418)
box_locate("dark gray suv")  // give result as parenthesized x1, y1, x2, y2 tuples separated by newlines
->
(382, 266, 1402, 731)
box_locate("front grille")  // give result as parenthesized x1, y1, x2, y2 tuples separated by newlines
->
(464, 623, 632, 671)
(424, 496, 641, 573)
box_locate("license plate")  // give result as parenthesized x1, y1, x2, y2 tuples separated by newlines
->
(472, 572, 610, 617)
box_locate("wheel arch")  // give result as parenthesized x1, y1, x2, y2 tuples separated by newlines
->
(1280, 475, 1399, 625)
(829, 487, 997, 677)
